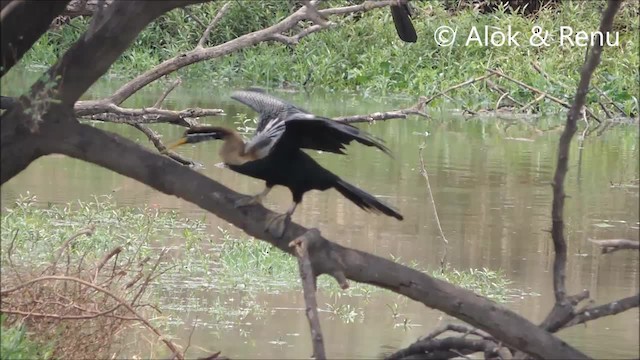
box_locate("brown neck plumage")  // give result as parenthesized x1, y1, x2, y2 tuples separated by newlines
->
(218, 128, 258, 165)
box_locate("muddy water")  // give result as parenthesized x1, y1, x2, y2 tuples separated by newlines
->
(1, 81, 639, 358)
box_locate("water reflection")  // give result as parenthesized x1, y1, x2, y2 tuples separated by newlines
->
(1, 83, 638, 358)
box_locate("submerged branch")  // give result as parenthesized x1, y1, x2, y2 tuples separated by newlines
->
(588, 238, 640, 254)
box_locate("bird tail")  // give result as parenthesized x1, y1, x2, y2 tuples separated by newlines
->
(334, 179, 403, 220)
(390, 4, 417, 43)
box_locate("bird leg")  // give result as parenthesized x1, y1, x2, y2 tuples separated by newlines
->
(234, 186, 272, 208)
(266, 202, 298, 238)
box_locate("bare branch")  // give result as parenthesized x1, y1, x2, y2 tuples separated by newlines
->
(131, 124, 195, 166)
(334, 98, 429, 124)
(386, 336, 505, 360)
(78, 103, 223, 126)
(422, 74, 494, 107)
(487, 68, 601, 123)
(290, 230, 326, 360)
(153, 78, 182, 108)
(418, 145, 448, 270)
(588, 238, 640, 254)
(562, 293, 640, 329)
(540, 0, 623, 333)
(196, 2, 232, 49)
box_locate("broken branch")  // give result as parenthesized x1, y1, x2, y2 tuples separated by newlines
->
(290, 230, 326, 360)
(588, 238, 640, 254)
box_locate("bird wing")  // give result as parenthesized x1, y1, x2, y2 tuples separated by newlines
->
(230, 88, 311, 132)
(244, 114, 391, 159)
(282, 116, 391, 155)
(231, 89, 390, 159)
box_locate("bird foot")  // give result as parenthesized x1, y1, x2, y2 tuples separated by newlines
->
(265, 213, 291, 239)
(234, 195, 261, 208)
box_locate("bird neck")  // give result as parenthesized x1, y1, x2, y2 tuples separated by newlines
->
(219, 130, 256, 165)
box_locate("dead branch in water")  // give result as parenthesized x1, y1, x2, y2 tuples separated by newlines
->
(588, 238, 640, 254)
(418, 144, 448, 271)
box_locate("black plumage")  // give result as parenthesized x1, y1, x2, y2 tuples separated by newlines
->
(390, 2, 417, 43)
(169, 89, 403, 236)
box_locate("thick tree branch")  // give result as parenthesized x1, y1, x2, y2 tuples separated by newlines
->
(540, 0, 622, 332)
(562, 293, 640, 329)
(16, 119, 586, 359)
(1, 0, 71, 78)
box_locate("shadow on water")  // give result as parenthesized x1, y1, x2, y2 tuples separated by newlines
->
(1, 76, 639, 358)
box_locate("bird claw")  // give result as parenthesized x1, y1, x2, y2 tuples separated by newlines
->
(266, 213, 291, 239)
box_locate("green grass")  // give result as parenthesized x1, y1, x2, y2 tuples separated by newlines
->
(8, 1, 638, 117)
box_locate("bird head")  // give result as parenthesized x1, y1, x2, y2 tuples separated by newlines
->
(167, 126, 233, 149)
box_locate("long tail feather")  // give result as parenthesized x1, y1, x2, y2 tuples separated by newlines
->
(334, 179, 403, 220)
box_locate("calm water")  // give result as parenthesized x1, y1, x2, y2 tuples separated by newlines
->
(1, 79, 639, 358)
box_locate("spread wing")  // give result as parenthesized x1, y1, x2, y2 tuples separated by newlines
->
(231, 89, 390, 160)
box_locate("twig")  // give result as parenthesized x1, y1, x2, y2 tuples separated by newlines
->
(131, 123, 195, 166)
(196, 2, 231, 49)
(93, 246, 123, 283)
(153, 78, 182, 108)
(289, 230, 326, 360)
(182, 6, 207, 29)
(519, 93, 546, 113)
(593, 84, 628, 116)
(422, 74, 494, 107)
(486, 79, 524, 107)
(588, 238, 640, 254)
(539, 0, 622, 333)
(334, 97, 429, 124)
(487, 68, 601, 123)
(47, 225, 96, 274)
(418, 145, 448, 271)
(0, 275, 184, 360)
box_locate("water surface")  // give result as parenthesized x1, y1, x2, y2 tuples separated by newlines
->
(2, 80, 638, 358)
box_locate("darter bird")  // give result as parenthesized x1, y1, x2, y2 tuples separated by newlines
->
(168, 89, 403, 237)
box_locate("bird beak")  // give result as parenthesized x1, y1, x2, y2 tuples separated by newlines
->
(167, 137, 188, 150)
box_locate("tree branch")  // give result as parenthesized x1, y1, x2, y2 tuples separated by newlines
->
(196, 2, 231, 49)
(588, 238, 640, 254)
(540, 0, 622, 333)
(562, 293, 640, 329)
(77, 103, 223, 126)
(1, 0, 71, 78)
(290, 230, 326, 360)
